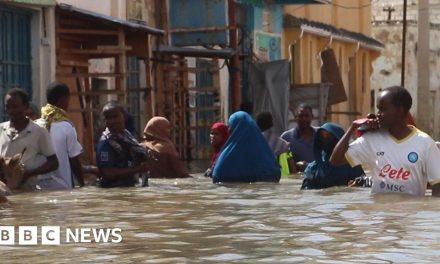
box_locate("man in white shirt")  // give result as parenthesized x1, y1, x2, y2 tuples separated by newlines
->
(330, 86, 440, 197)
(36, 82, 84, 189)
(0, 88, 59, 190)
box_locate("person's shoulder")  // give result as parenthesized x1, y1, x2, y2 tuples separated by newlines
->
(0, 121, 9, 131)
(27, 120, 48, 134)
(412, 127, 433, 139)
(363, 129, 388, 139)
(0, 122, 9, 136)
(52, 120, 76, 129)
(281, 128, 295, 137)
(34, 118, 46, 128)
(96, 138, 111, 153)
(96, 134, 108, 145)
(411, 127, 437, 145)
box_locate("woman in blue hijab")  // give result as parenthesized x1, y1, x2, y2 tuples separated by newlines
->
(301, 122, 364, 189)
(212, 111, 281, 183)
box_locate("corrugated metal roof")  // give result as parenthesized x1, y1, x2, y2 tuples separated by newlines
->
(57, 3, 165, 35)
(236, 0, 331, 6)
(284, 14, 384, 49)
(3, 0, 55, 6)
(156, 45, 236, 59)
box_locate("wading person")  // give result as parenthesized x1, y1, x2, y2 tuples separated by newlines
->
(26, 102, 40, 121)
(96, 102, 150, 188)
(330, 86, 440, 196)
(281, 104, 317, 171)
(204, 122, 228, 177)
(142, 117, 189, 178)
(302, 122, 364, 189)
(0, 88, 58, 190)
(212, 111, 281, 183)
(256, 112, 290, 157)
(36, 81, 84, 188)
(257, 111, 295, 176)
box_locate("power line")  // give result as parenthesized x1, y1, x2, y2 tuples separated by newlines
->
(329, 0, 380, 10)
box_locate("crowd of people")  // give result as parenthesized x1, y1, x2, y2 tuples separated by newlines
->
(1, 84, 440, 202)
(0, 82, 189, 201)
(204, 85, 440, 198)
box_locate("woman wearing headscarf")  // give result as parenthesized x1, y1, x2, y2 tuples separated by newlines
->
(142, 117, 189, 178)
(212, 111, 281, 183)
(301, 122, 364, 189)
(204, 122, 229, 177)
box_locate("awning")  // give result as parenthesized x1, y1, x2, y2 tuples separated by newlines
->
(284, 14, 384, 50)
(2, 0, 55, 6)
(57, 3, 165, 35)
(156, 45, 236, 59)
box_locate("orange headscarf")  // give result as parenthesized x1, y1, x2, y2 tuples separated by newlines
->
(142, 117, 177, 155)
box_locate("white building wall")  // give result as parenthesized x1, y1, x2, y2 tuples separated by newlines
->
(23, 5, 55, 107)
(371, 0, 440, 139)
(372, 0, 440, 22)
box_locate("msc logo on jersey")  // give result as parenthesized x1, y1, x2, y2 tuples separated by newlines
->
(407, 152, 418, 163)
(379, 181, 405, 192)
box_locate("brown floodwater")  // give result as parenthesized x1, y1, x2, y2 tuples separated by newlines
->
(1, 171, 440, 263)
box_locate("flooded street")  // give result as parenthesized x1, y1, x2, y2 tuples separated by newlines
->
(1, 172, 440, 263)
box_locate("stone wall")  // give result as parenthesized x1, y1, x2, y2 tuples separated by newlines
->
(372, 0, 440, 23)
(371, 22, 440, 138)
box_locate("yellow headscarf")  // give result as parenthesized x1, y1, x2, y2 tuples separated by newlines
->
(40, 104, 70, 130)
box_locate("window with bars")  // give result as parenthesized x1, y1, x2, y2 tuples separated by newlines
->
(0, 6, 32, 121)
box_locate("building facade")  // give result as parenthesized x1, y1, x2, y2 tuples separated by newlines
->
(283, 0, 382, 128)
(0, 0, 164, 162)
(371, 0, 440, 139)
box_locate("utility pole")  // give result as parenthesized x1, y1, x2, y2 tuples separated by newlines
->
(228, 0, 241, 111)
(401, 0, 407, 87)
(417, 0, 430, 132)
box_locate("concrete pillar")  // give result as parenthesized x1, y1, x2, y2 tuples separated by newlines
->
(417, 0, 430, 132)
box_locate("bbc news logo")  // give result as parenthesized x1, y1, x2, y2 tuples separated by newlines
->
(0, 226, 122, 245)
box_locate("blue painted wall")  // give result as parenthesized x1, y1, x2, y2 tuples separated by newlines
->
(252, 5, 283, 34)
(169, 0, 228, 46)
(237, 2, 283, 102)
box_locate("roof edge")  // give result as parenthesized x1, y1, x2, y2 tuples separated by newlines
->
(57, 3, 165, 36)
(284, 14, 384, 49)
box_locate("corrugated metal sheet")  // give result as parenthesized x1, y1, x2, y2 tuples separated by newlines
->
(3, 0, 55, 6)
(156, 45, 235, 59)
(284, 14, 384, 49)
(57, 3, 164, 35)
(169, 0, 228, 46)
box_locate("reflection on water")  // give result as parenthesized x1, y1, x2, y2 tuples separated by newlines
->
(2, 171, 440, 263)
